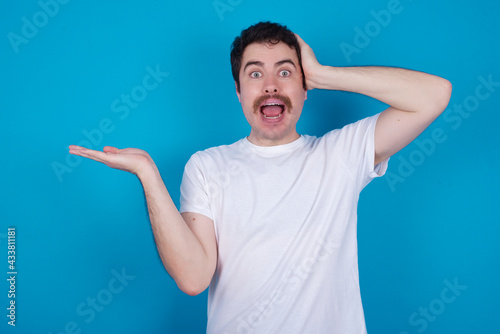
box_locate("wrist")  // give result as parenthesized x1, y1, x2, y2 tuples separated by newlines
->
(136, 160, 161, 183)
(308, 66, 340, 91)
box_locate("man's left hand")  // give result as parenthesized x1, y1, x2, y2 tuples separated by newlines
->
(295, 34, 325, 91)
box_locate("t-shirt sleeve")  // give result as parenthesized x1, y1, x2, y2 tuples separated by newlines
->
(179, 153, 213, 220)
(325, 113, 389, 190)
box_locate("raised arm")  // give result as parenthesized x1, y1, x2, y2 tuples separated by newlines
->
(296, 35, 452, 165)
(69, 145, 217, 296)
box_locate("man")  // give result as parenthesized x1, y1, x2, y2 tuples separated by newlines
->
(69, 22, 451, 333)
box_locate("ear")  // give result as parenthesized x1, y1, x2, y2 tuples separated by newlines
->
(235, 81, 241, 102)
(304, 89, 307, 101)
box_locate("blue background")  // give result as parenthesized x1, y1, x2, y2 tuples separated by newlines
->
(1, 0, 499, 333)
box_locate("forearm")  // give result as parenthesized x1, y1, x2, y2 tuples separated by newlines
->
(310, 66, 451, 115)
(138, 166, 213, 294)
(68, 145, 214, 294)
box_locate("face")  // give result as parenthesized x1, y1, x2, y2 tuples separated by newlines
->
(236, 41, 307, 146)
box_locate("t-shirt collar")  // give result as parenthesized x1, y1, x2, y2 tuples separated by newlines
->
(242, 135, 305, 157)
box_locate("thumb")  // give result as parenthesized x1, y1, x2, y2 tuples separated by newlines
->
(295, 34, 308, 48)
(103, 146, 120, 154)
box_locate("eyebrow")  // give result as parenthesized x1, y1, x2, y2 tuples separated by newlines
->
(243, 59, 297, 72)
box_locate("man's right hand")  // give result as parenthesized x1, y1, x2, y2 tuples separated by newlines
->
(68, 145, 155, 177)
(69, 144, 217, 295)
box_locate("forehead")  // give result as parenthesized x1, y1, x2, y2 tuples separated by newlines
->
(241, 42, 298, 68)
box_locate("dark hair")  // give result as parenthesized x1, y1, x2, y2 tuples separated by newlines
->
(230, 21, 306, 92)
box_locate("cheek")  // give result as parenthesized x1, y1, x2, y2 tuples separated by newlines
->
(240, 95, 253, 109)
(239, 90, 258, 108)
(291, 90, 307, 108)
(239, 95, 257, 117)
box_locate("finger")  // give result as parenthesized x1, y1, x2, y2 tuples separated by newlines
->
(103, 146, 119, 154)
(69, 147, 112, 164)
(68, 145, 85, 155)
(69, 145, 94, 155)
(295, 34, 306, 47)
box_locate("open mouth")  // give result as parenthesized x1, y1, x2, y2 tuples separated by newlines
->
(253, 94, 292, 123)
(260, 102, 285, 120)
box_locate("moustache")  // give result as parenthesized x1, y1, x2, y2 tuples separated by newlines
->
(253, 94, 293, 113)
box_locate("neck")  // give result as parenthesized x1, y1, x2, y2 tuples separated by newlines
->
(247, 131, 300, 147)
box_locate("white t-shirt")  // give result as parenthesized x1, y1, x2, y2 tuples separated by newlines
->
(180, 114, 388, 334)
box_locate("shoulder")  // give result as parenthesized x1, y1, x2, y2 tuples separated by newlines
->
(186, 138, 247, 170)
(193, 138, 245, 159)
(321, 113, 381, 143)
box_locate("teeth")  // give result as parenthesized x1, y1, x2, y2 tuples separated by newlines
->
(263, 113, 283, 119)
(260, 102, 285, 119)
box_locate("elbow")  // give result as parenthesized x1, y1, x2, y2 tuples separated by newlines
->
(176, 277, 211, 296)
(178, 282, 209, 296)
(420, 78, 452, 118)
(164, 255, 216, 296)
(434, 78, 453, 114)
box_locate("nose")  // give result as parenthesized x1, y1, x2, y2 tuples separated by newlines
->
(263, 76, 279, 94)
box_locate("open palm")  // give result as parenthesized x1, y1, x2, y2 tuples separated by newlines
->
(69, 145, 154, 176)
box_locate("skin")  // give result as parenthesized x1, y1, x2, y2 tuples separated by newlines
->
(294, 34, 452, 165)
(69, 34, 452, 295)
(236, 41, 307, 146)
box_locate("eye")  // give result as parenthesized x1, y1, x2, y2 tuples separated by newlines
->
(279, 69, 291, 77)
(250, 71, 262, 78)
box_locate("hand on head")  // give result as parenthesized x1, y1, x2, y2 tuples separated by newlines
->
(294, 34, 324, 91)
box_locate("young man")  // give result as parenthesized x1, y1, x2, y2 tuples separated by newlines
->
(70, 22, 451, 333)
